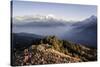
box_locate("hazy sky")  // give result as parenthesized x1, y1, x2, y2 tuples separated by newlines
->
(12, 1, 97, 21)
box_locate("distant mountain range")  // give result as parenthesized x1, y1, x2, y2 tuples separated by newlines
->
(13, 15, 67, 23)
(12, 15, 97, 48)
(12, 15, 73, 27)
(13, 15, 97, 28)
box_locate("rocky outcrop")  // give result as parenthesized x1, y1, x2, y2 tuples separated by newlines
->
(11, 36, 97, 66)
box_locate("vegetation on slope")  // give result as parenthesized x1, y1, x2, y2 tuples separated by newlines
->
(11, 35, 97, 66)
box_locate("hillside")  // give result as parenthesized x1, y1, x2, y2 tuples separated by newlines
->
(11, 35, 97, 66)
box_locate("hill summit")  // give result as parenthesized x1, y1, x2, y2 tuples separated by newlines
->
(11, 36, 97, 66)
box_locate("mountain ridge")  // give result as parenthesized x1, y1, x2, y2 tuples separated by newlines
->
(11, 34, 97, 66)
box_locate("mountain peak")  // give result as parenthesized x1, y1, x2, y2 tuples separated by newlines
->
(82, 15, 97, 23)
(90, 15, 97, 19)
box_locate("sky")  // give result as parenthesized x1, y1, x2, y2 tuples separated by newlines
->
(12, 1, 97, 21)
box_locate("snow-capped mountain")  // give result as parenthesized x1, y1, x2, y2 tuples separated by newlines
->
(13, 15, 66, 23)
(13, 15, 70, 27)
